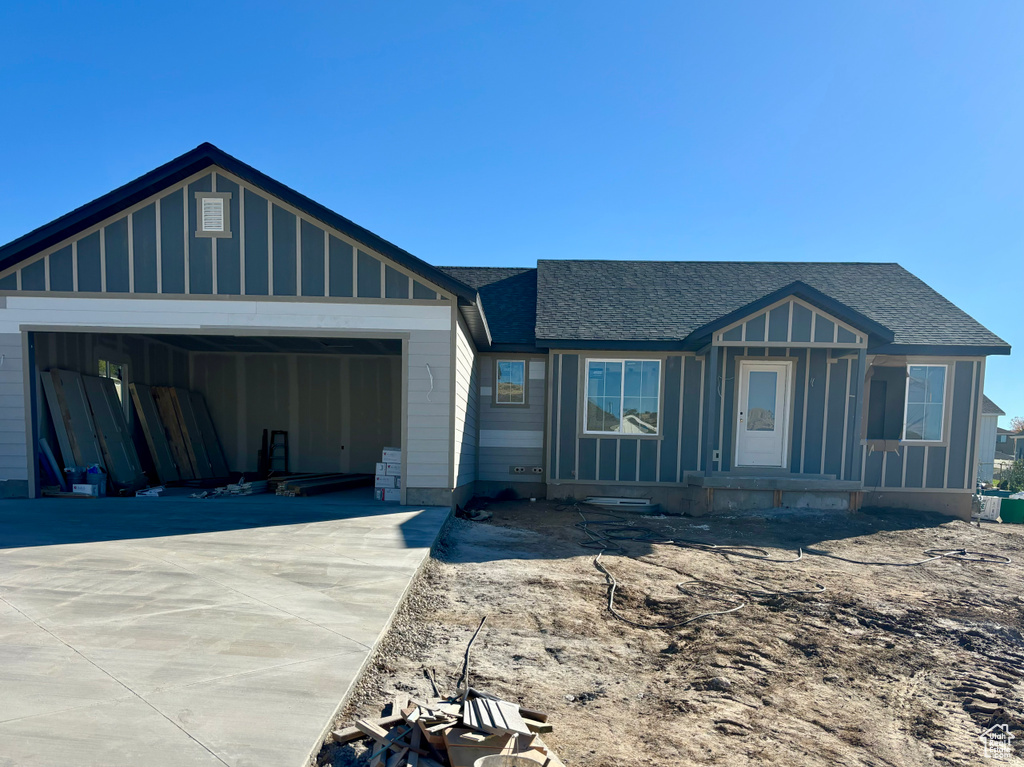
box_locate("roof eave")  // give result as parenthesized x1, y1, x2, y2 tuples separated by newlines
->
(0, 143, 479, 305)
(867, 343, 1012, 356)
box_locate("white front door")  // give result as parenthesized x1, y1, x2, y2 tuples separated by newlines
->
(736, 360, 792, 468)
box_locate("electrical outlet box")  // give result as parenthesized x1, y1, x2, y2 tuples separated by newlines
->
(511, 466, 526, 474)
(713, 449, 721, 462)
(530, 466, 544, 474)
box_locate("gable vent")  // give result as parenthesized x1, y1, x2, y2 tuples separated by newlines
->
(201, 197, 224, 232)
(194, 191, 232, 237)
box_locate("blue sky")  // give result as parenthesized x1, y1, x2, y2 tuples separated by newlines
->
(1, 2, 1021, 423)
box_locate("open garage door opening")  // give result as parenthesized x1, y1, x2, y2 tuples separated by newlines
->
(30, 330, 403, 500)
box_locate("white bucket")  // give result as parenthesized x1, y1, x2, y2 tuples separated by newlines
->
(473, 757, 542, 767)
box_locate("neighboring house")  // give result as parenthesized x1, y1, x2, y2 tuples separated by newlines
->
(977, 396, 1005, 483)
(1014, 433, 1024, 462)
(996, 426, 1014, 453)
(0, 144, 1012, 519)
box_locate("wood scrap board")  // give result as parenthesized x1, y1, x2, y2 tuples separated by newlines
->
(189, 391, 230, 477)
(129, 382, 180, 483)
(82, 375, 146, 489)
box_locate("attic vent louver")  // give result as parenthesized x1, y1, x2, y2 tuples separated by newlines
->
(202, 198, 224, 232)
(194, 191, 232, 238)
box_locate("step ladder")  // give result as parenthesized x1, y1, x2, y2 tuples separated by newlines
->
(268, 430, 289, 473)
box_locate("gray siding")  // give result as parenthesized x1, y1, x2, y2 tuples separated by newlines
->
(714, 299, 867, 348)
(860, 358, 983, 492)
(478, 354, 546, 483)
(549, 352, 702, 485)
(710, 347, 860, 479)
(0, 167, 447, 305)
(214, 176, 241, 295)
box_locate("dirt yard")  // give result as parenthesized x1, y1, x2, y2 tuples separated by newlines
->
(316, 499, 1024, 767)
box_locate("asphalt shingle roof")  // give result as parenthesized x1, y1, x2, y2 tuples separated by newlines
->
(983, 396, 1006, 416)
(534, 260, 1008, 349)
(439, 267, 537, 346)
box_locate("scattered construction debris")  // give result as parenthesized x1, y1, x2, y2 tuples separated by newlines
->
(331, 615, 563, 767)
(191, 478, 269, 498)
(331, 690, 562, 767)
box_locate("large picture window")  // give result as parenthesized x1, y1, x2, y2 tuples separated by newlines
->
(585, 359, 661, 435)
(903, 364, 946, 442)
(495, 360, 526, 405)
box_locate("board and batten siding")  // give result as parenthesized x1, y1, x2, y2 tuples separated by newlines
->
(477, 354, 547, 483)
(548, 352, 704, 484)
(709, 347, 863, 479)
(0, 167, 444, 303)
(861, 358, 983, 492)
(452, 316, 478, 488)
(0, 296, 453, 493)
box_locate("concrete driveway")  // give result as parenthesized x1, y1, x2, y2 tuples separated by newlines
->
(0, 489, 449, 767)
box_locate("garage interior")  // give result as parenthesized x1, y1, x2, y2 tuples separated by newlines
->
(31, 330, 402, 497)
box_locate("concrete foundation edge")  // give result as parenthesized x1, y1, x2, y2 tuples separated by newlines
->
(862, 490, 972, 520)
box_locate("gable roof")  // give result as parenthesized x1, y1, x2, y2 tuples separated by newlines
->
(0, 142, 478, 306)
(685, 280, 894, 344)
(982, 396, 1006, 416)
(534, 260, 1009, 353)
(439, 267, 537, 349)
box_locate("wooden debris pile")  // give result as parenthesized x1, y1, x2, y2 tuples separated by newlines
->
(332, 690, 563, 767)
(190, 478, 269, 498)
(273, 472, 373, 497)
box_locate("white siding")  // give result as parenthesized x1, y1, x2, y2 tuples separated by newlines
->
(452, 317, 477, 488)
(0, 333, 26, 481)
(0, 296, 453, 491)
(978, 413, 998, 482)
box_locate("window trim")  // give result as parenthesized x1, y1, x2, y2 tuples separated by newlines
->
(194, 191, 233, 238)
(493, 359, 528, 407)
(583, 357, 663, 436)
(901, 363, 948, 443)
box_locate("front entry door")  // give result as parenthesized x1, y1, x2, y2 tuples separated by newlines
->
(736, 360, 792, 468)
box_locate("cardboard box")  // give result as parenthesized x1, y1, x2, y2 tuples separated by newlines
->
(72, 483, 99, 497)
(375, 475, 400, 489)
(374, 487, 401, 502)
(384, 462, 402, 477)
(381, 446, 402, 463)
(375, 462, 387, 475)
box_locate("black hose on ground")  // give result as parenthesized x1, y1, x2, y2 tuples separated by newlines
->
(570, 501, 1011, 631)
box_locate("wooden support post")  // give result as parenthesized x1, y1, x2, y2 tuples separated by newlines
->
(773, 489, 783, 508)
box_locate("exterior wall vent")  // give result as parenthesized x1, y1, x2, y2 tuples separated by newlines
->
(195, 192, 232, 237)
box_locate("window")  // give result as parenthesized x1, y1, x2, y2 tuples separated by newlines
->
(865, 367, 906, 440)
(903, 364, 946, 442)
(98, 358, 131, 421)
(195, 192, 232, 237)
(585, 359, 661, 435)
(495, 360, 526, 405)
